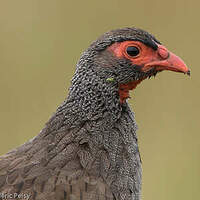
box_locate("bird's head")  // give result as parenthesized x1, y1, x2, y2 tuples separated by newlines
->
(72, 27, 190, 105)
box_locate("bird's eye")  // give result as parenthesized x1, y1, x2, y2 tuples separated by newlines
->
(126, 46, 140, 57)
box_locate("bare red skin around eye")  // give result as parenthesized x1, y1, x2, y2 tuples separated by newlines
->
(108, 41, 159, 103)
(108, 41, 189, 103)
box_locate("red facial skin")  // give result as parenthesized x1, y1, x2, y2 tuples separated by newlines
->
(108, 41, 190, 103)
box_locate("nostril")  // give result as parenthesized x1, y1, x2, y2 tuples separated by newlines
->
(158, 45, 169, 59)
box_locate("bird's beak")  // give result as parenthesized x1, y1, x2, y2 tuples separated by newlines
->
(143, 45, 190, 75)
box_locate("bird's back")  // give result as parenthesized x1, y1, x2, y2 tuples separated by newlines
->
(0, 102, 141, 200)
(0, 127, 114, 200)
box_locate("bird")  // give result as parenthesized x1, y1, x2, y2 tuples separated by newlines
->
(0, 27, 190, 200)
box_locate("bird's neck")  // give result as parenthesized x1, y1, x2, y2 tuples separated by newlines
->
(66, 59, 123, 123)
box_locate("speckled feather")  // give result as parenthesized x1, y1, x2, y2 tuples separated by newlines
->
(0, 28, 159, 200)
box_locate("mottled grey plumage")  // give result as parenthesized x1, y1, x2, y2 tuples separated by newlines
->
(0, 28, 160, 200)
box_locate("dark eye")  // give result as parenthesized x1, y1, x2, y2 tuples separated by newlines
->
(126, 46, 140, 57)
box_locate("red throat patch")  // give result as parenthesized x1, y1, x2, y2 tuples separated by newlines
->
(119, 79, 144, 104)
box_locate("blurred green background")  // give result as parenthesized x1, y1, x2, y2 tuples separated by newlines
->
(0, 0, 199, 199)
